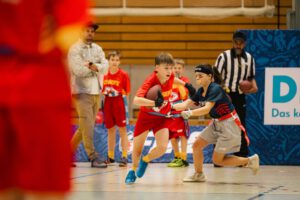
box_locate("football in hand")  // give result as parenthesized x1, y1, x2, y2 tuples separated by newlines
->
(239, 80, 253, 92)
(145, 85, 161, 100)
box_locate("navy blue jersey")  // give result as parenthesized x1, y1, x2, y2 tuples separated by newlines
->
(191, 82, 235, 118)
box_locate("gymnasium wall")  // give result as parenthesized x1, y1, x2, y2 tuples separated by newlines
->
(74, 29, 300, 165)
(91, 0, 292, 115)
(73, 1, 300, 165)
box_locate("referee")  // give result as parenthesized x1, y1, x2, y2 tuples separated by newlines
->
(214, 30, 258, 158)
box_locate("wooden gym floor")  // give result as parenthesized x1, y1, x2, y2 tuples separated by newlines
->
(68, 163, 300, 200)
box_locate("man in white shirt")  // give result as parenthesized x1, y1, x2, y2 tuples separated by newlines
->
(69, 22, 108, 168)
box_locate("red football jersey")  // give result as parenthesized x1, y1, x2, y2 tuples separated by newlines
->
(0, 0, 89, 55)
(136, 71, 175, 111)
(170, 76, 190, 102)
(102, 68, 130, 96)
(180, 76, 190, 83)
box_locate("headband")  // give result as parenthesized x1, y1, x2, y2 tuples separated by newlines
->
(194, 65, 213, 75)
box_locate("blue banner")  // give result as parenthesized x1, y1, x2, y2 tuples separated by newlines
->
(244, 30, 300, 165)
(73, 125, 214, 163)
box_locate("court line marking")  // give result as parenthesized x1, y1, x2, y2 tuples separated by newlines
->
(71, 168, 125, 180)
(247, 185, 284, 200)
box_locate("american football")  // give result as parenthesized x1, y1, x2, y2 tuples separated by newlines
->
(145, 85, 161, 100)
(239, 80, 253, 91)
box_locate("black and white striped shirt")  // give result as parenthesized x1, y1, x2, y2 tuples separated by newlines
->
(215, 48, 255, 93)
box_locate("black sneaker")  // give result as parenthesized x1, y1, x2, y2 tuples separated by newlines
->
(182, 159, 189, 167)
(119, 157, 128, 167)
(91, 158, 107, 168)
(213, 164, 223, 167)
(106, 157, 115, 166)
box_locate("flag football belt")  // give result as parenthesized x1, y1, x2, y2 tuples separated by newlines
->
(214, 110, 250, 146)
(148, 111, 181, 118)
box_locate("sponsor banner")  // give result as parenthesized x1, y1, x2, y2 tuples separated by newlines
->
(74, 125, 213, 163)
(264, 68, 300, 125)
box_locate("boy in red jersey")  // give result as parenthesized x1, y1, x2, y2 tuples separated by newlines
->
(167, 59, 190, 168)
(102, 51, 130, 167)
(125, 53, 196, 184)
(0, 0, 89, 199)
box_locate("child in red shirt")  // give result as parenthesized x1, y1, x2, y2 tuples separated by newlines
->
(167, 59, 190, 168)
(0, 0, 89, 199)
(125, 53, 196, 184)
(102, 51, 130, 166)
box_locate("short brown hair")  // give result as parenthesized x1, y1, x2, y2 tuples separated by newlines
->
(155, 52, 174, 66)
(107, 50, 121, 60)
(174, 58, 185, 67)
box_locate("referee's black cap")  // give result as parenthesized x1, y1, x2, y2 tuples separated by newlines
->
(233, 31, 247, 41)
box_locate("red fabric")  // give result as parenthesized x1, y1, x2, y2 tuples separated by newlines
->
(136, 71, 175, 112)
(0, 59, 72, 192)
(102, 69, 131, 95)
(0, 58, 71, 106)
(0, 0, 89, 55)
(156, 101, 173, 115)
(95, 109, 104, 124)
(170, 76, 189, 102)
(0, 0, 89, 192)
(0, 105, 71, 191)
(133, 111, 169, 137)
(103, 96, 126, 128)
(167, 117, 187, 139)
(180, 76, 190, 83)
(217, 110, 238, 121)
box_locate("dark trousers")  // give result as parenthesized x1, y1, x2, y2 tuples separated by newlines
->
(228, 92, 249, 157)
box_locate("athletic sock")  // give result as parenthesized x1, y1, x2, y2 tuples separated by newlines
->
(142, 155, 150, 163)
(181, 152, 187, 161)
(108, 151, 114, 160)
(174, 152, 180, 159)
(122, 151, 127, 158)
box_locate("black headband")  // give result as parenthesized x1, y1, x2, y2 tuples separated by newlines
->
(194, 65, 213, 75)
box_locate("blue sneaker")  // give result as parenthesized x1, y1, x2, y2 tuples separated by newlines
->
(125, 170, 137, 184)
(136, 159, 148, 178)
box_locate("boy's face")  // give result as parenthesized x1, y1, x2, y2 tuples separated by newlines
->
(155, 63, 173, 83)
(109, 55, 120, 68)
(173, 64, 184, 78)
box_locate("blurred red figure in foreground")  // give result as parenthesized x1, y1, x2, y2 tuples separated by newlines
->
(0, 0, 89, 199)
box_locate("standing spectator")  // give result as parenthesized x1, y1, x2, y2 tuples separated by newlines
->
(102, 51, 131, 167)
(69, 22, 109, 168)
(214, 30, 258, 158)
(0, 0, 89, 199)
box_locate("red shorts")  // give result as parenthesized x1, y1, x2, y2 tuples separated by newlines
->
(103, 95, 126, 129)
(134, 111, 169, 137)
(167, 117, 187, 139)
(0, 57, 71, 192)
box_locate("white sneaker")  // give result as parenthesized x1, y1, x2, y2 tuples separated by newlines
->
(247, 154, 259, 175)
(183, 172, 206, 182)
